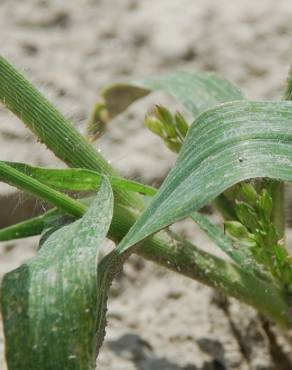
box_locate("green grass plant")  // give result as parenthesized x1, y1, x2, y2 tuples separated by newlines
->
(0, 56, 292, 369)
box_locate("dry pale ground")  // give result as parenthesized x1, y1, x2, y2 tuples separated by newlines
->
(1, 1, 292, 369)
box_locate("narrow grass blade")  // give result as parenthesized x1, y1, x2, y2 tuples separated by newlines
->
(0, 209, 63, 241)
(0, 56, 144, 211)
(3, 161, 156, 196)
(101, 71, 244, 118)
(1, 178, 113, 370)
(0, 161, 85, 217)
(113, 101, 292, 254)
(0, 57, 113, 175)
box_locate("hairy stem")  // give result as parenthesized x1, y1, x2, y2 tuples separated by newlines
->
(140, 236, 291, 328)
(111, 203, 292, 328)
(0, 57, 143, 211)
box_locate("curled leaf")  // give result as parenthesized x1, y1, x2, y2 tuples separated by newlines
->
(1, 178, 114, 370)
(101, 71, 244, 119)
(114, 101, 292, 254)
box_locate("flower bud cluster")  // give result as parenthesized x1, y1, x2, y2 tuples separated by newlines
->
(225, 182, 292, 291)
(145, 105, 189, 153)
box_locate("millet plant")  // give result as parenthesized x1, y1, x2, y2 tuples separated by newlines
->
(0, 56, 292, 369)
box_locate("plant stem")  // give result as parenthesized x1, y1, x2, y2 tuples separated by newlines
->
(111, 203, 292, 328)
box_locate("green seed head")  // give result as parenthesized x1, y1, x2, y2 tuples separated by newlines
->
(224, 221, 249, 239)
(154, 105, 177, 138)
(240, 182, 258, 204)
(174, 112, 189, 139)
(144, 115, 165, 137)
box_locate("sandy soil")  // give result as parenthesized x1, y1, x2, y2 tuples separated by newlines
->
(1, 0, 292, 369)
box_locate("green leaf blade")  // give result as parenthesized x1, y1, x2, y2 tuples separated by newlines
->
(2, 161, 157, 196)
(102, 71, 244, 119)
(0, 56, 114, 176)
(1, 178, 113, 370)
(115, 101, 292, 254)
(0, 209, 63, 241)
(0, 161, 86, 217)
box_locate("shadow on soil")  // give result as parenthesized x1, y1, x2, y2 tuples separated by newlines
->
(108, 333, 227, 370)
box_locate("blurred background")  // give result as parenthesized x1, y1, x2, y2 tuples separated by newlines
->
(1, 1, 292, 369)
